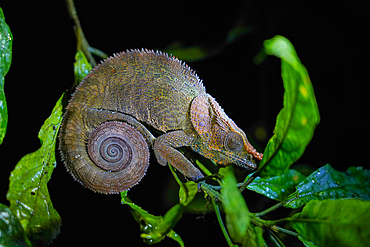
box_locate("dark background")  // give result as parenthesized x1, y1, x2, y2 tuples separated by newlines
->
(1, 1, 369, 246)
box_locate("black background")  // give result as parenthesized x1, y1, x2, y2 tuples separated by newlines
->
(1, 1, 369, 246)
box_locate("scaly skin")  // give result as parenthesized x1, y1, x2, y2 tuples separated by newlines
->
(64, 49, 262, 181)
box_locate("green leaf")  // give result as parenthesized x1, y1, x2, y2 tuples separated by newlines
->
(157, 204, 183, 237)
(297, 236, 319, 247)
(290, 199, 370, 247)
(240, 225, 267, 247)
(6, 94, 64, 245)
(0, 7, 13, 145)
(246, 169, 306, 201)
(259, 35, 320, 178)
(253, 226, 267, 247)
(165, 230, 184, 247)
(195, 159, 214, 176)
(165, 42, 209, 62)
(284, 164, 370, 208)
(221, 166, 250, 244)
(0, 204, 32, 247)
(74, 50, 92, 86)
(179, 181, 198, 207)
(121, 191, 184, 246)
(181, 195, 214, 214)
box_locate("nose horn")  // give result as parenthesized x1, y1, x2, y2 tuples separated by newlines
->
(245, 142, 263, 161)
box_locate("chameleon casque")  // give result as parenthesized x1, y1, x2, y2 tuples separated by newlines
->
(59, 49, 263, 194)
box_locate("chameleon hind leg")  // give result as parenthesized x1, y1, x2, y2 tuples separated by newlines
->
(153, 130, 204, 180)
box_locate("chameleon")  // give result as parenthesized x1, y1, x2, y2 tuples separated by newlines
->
(59, 49, 262, 193)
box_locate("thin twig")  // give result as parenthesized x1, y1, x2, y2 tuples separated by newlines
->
(267, 230, 286, 247)
(212, 200, 235, 247)
(255, 201, 285, 217)
(274, 226, 299, 237)
(88, 46, 108, 60)
(65, 0, 97, 67)
(200, 182, 222, 202)
(239, 170, 261, 192)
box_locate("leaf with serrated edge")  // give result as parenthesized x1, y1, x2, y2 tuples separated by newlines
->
(6, 94, 64, 245)
(0, 7, 13, 145)
(259, 36, 320, 178)
(284, 164, 370, 208)
(291, 199, 370, 247)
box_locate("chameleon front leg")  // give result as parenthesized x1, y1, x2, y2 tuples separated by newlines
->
(153, 130, 204, 181)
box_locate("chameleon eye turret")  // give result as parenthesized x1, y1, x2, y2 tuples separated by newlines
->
(59, 49, 262, 194)
(224, 132, 244, 152)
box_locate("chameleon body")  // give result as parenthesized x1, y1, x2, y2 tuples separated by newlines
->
(59, 49, 262, 193)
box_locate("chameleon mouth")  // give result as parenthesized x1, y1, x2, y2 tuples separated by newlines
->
(221, 151, 257, 170)
(234, 157, 257, 170)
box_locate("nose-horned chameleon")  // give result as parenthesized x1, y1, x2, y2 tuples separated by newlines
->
(59, 49, 262, 192)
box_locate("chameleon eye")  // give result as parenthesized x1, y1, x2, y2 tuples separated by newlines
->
(224, 132, 243, 152)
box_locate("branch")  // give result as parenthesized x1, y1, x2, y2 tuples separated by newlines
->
(66, 0, 106, 67)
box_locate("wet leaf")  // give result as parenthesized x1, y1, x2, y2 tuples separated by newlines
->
(221, 166, 250, 244)
(284, 164, 370, 208)
(0, 7, 13, 145)
(291, 199, 370, 247)
(121, 191, 184, 246)
(259, 35, 320, 178)
(0, 204, 32, 247)
(246, 169, 306, 201)
(74, 50, 92, 86)
(6, 94, 64, 245)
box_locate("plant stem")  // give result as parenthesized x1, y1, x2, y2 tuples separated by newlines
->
(65, 0, 97, 67)
(168, 163, 183, 186)
(201, 181, 256, 191)
(88, 46, 108, 59)
(267, 230, 286, 247)
(255, 201, 284, 217)
(274, 226, 299, 237)
(195, 160, 213, 176)
(239, 171, 259, 192)
(200, 182, 222, 202)
(212, 200, 235, 247)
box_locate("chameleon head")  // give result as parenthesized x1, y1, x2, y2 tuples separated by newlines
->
(190, 94, 263, 170)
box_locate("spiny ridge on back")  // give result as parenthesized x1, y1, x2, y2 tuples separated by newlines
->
(86, 49, 204, 90)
